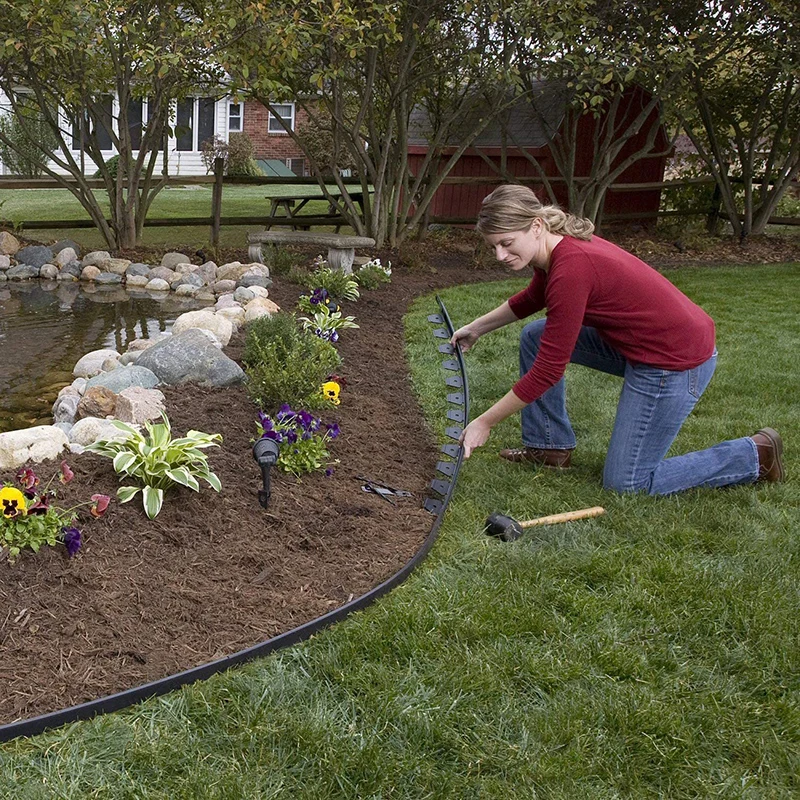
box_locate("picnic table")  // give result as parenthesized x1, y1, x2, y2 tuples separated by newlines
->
(266, 190, 367, 232)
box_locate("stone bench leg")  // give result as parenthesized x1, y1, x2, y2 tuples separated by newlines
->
(328, 247, 354, 274)
(249, 243, 264, 264)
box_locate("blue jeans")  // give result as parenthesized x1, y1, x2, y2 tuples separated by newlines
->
(519, 319, 759, 495)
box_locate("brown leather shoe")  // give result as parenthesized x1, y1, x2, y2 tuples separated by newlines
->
(752, 428, 785, 482)
(499, 446, 573, 469)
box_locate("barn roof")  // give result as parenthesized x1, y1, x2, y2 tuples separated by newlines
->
(408, 82, 568, 149)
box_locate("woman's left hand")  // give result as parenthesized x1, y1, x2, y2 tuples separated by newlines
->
(460, 418, 492, 459)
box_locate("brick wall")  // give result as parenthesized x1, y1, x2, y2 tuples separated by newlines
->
(243, 101, 309, 170)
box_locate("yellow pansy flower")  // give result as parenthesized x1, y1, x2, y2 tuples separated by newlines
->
(321, 380, 341, 405)
(0, 486, 27, 518)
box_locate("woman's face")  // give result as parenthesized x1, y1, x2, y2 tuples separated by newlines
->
(483, 223, 542, 270)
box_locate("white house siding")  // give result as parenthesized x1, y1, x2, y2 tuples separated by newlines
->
(0, 91, 233, 177)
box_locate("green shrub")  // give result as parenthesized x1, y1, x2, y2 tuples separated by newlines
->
(84, 413, 222, 520)
(0, 105, 58, 177)
(261, 244, 306, 276)
(305, 258, 360, 301)
(244, 313, 341, 412)
(354, 258, 392, 290)
(93, 154, 119, 179)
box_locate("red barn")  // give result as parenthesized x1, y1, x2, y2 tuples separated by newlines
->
(408, 83, 669, 226)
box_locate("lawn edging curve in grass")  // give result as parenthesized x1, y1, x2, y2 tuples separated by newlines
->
(0, 295, 469, 744)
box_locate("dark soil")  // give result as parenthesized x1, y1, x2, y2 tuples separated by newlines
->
(0, 248, 505, 726)
(1, 227, 796, 726)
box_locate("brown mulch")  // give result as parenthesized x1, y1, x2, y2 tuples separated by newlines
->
(1, 228, 796, 726)
(0, 250, 505, 726)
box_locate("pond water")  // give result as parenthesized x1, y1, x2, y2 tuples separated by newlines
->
(0, 282, 211, 433)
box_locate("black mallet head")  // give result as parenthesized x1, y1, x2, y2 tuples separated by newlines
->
(484, 512, 523, 542)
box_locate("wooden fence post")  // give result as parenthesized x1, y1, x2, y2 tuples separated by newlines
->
(211, 157, 224, 246)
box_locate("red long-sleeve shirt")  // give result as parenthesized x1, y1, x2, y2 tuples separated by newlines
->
(507, 235, 716, 403)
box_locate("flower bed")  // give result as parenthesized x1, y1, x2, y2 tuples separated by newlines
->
(0, 250, 503, 726)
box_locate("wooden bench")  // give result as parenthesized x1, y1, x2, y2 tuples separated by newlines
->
(247, 230, 376, 273)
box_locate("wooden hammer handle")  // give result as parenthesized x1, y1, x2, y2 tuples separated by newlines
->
(520, 506, 605, 528)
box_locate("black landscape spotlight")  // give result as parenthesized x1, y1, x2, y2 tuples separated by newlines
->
(253, 437, 280, 508)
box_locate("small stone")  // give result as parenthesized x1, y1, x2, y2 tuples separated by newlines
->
(244, 297, 281, 324)
(57, 272, 78, 282)
(0, 231, 20, 256)
(238, 273, 272, 289)
(148, 266, 178, 282)
(101, 356, 121, 372)
(54, 248, 78, 268)
(0, 255, 10, 270)
(213, 279, 236, 295)
(215, 292, 238, 309)
(172, 309, 233, 347)
(145, 278, 170, 292)
(52, 239, 82, 257)
(15, 245, 54, 268)
(115, 386, 166, 424)
(71, 377, 87, 394)
(126, 274, 150, 288)
(95, 272, 123, 285)
(52, 391, 80, 425)
(195, 261, 218, 284)
(195, 290, 216, 302)
(175, 283, 200, 297)
(76, 386, 117, 420)
(118, 351, 140, 366)
(69, 417, 131, 447)
(161, 252, 191, 269)
(104, 258, 131, 275)
(0, 426, 69, 469)
(85, 365, 161, 392)
(7, 265, 39, 280)
(234, 286, 255, 303)
(39, 264, 59, 280)
(172, 272, 205, 290)
(82, 250, 112, 267)
(216, 305, 245, 331)
(73, 348, 121, 378)
(61, 261, 83, 278)
(81, 265, 102, 281)
(248, 285, 270, 299)
(126, 262, 151, 277)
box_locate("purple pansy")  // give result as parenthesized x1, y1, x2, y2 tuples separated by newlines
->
(62, 526, 82, 557)
(326, 422, 341, 439)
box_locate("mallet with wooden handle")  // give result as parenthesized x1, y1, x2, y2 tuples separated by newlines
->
(484, 506, 606, 542)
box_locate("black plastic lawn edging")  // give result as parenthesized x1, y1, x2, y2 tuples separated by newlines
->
(0, 295, 469, 743)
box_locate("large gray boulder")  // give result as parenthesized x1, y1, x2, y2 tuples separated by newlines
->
(85, 365, 161, 392)
(15, 245, 54, 268)
(135, 328, 245, 387)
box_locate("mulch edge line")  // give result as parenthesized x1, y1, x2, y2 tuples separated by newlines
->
(0, 296, 469, 743)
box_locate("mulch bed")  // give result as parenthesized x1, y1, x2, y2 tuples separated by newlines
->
(0, 249, 504, 726)
(1, 228, 796, 726)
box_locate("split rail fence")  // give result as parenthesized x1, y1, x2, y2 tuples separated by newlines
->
(1, 167, 798, 244)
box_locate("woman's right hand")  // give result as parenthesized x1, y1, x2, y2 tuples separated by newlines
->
(451, 324, 480, 353)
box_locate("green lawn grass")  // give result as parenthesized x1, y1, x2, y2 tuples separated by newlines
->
(0, 265, 797, 798)
(0, 185, 347, 250)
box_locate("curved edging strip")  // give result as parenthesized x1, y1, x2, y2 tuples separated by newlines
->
(0, 295, 469, 743)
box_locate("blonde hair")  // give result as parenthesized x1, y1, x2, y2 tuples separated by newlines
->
(476, 184, 594, 241)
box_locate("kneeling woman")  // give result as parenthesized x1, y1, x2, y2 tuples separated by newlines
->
(451, 184, 784, 495)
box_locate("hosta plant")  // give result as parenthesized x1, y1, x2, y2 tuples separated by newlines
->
(85, 413, 222, 519)
(298, 306, 359, 343)
(306, 258, 360, 302)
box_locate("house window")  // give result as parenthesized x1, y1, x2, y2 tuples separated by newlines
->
(176, 97, 217, 151)
(71, 95, 113, 151)
(127, 98, 145, 150)
(268, 103, 294, 134)
(228, 102, 242, 132)
(287, 157, 306, 176)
